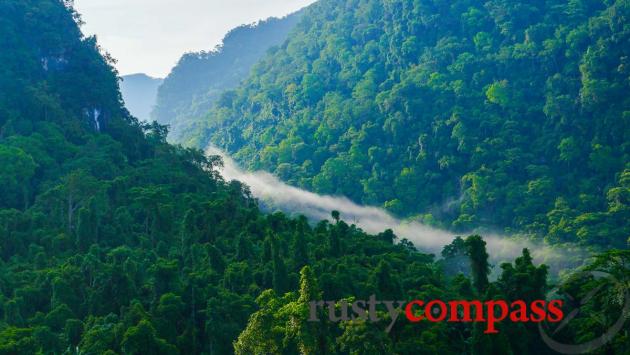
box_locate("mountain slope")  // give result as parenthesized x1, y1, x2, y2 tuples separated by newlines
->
(0, 1, 627, 354)
(0, 1, 438, 352)
(152, 11, 304, 144)
(120, 73, 163, 121)
(201, 0, 630, 247)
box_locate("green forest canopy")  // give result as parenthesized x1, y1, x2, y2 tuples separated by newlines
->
(0, 0, 627, 354)
(195, 0, 630, 250)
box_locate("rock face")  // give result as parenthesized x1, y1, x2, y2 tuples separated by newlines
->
(120, 73, 163, 122)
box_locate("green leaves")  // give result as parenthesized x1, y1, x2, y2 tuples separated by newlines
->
(464, 235, 490, 295)
(0, 145, 37, 209)
(485, 80, 511, 106)
(121, 319, 177, 355)
(192, 0, 629, 248)
(0, 0, 628, 353)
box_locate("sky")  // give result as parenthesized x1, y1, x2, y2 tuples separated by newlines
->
(73, 0, 316, 78)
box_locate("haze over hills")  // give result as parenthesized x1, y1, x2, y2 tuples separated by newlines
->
(153, 10, 305, 145)
(120, 73, 163, 121)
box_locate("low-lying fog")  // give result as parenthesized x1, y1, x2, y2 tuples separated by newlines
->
(207, 146, 587, 275)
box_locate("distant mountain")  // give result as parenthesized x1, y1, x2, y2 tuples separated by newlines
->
(152, 10, 304, 145)
(120, 73, 163, 121)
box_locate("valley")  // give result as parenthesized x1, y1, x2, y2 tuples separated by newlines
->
(0, 0, 627, 353)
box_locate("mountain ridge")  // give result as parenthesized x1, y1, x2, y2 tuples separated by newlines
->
(153, 10, 306, 144)
(120, 73, 163, 121)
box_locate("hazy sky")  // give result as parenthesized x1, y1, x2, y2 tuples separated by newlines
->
(74, 0, 316, 78)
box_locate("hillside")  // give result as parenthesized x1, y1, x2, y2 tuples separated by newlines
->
(120, 73, 163, 121)
(199, 0, 630, 249)
(0, 0, 627, 354)
(0, 1, 435, 353)
(152, 11, 304, 144)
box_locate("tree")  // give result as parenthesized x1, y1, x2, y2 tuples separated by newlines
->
(78, 315, 120, 354)
(0, 328, 37, 354)
(337, 319, 393, 355)
(233, 290, 282, 355)
(207, 244, 226, 273)
(76, 197, 99, 250)
(464, 235, 490, 295)
(206, 290, 256, 354)
(286, 266, 327, 355)
(65, 319, 84, 347)
(180, 209, 197, 261)
(486, 80, 510, 106)
(272, 238, 289, 294)
(495, 249, 549, 352)
(371, 260, 401, 299)
(130, 185, 170, 245)
(3, 299, 23, 326)
(377, 229, 395, 244)
(121, 320, 177, 355)
(557, 137, 580, 166)
(155, 293, 185, 344)
(235, 233, 253, 261)
(292, 231, 309, 270)
(57, 170, 101, 233)
(0, 145, 36, 209)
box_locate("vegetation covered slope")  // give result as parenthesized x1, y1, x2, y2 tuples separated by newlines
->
(0, 1, 627, 354)
(200, 0, 630, 249)
(152, 11, 304, 145)
(120, 73, 163, 122)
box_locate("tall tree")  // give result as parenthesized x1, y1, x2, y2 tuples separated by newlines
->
(464, 235, 490, 295)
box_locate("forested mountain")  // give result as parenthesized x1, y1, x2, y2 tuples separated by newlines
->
(120, 73, 163, 122)
(0, 0, 628, 354)
(198, 0, 630, 249)
(152, 11, 304, 145)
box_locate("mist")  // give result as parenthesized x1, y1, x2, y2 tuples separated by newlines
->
(207, 147, 587, 272)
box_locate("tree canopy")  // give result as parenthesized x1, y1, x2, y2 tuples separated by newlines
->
(196, 0, 629, 249)
(0, 0, 627, 354)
